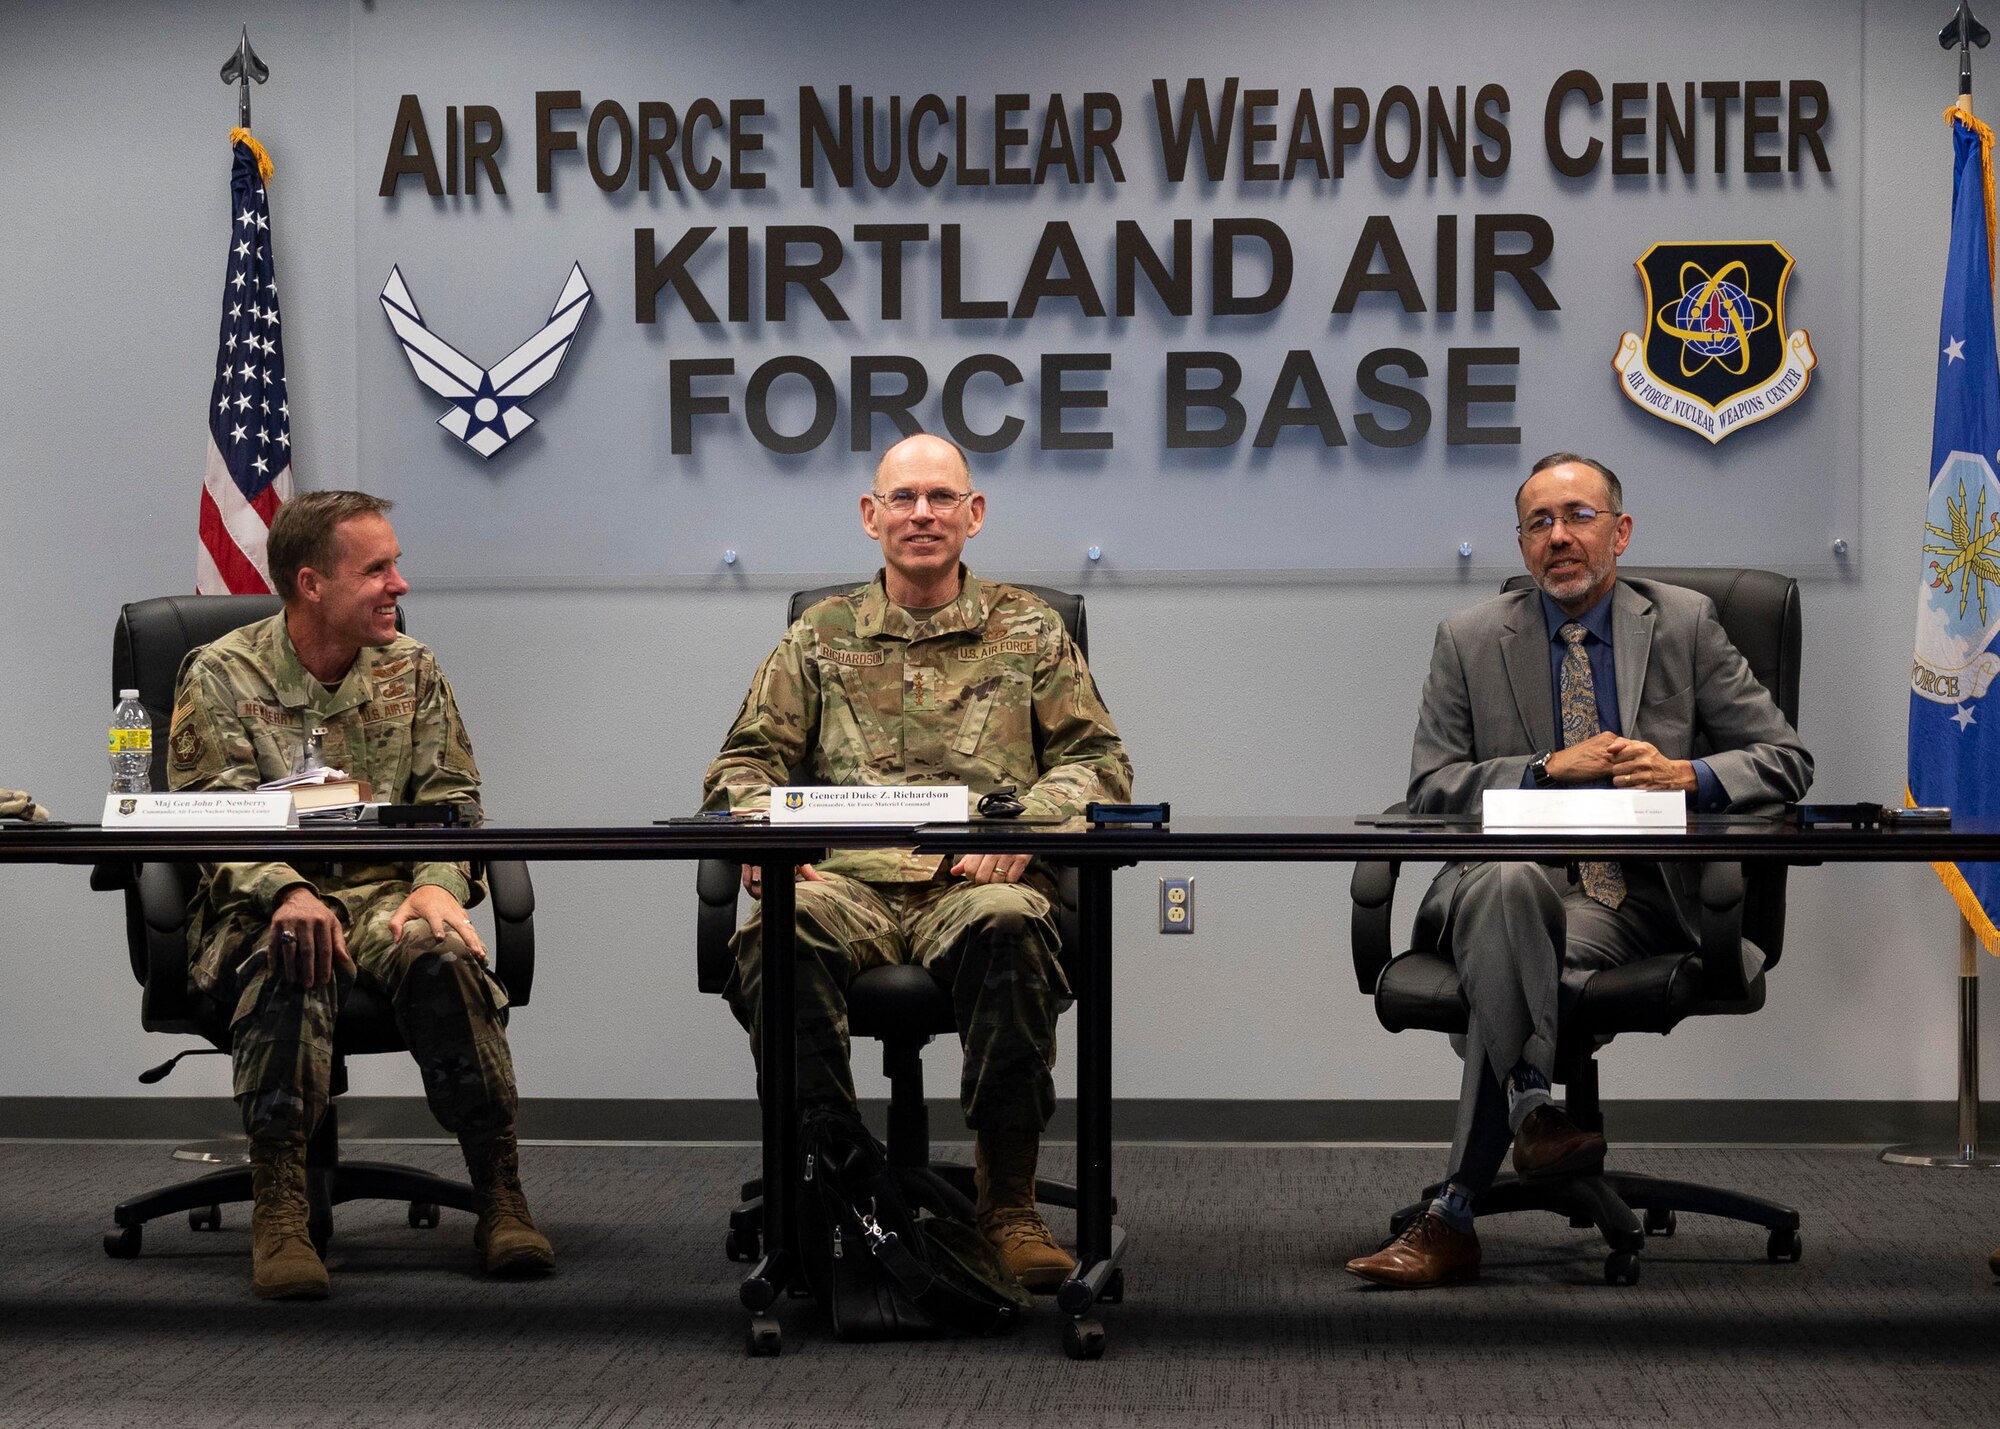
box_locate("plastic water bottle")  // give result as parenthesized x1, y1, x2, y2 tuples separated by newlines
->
(109, 689, 152, 793)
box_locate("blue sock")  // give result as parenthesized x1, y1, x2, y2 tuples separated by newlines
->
(1428, 1183, 1476, 1234)
(1506, 1063, 1552, 1131)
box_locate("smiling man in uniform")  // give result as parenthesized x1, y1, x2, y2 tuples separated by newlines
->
(170, 490, 552, 1300)
(703, 432, 1133, 1291)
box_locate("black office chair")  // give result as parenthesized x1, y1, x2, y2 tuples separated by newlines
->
(1349, 566, 1804, 1285)
(699, 582, 1093, 1263)
(91, 594, 538, 1259)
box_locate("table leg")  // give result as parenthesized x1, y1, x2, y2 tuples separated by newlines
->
(742, 857, 798, 1319)
(1059, 859, 1124, 1332)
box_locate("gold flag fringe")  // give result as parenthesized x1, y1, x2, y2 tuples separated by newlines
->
(1947, 105, 1997, 280)
(229, 126, 274, 182)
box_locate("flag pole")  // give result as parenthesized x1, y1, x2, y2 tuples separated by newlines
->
(1883, 4, 1998, 1171)
(218, 25, 267, 132)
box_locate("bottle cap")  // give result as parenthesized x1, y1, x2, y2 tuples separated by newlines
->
(118, 689, 140, 700)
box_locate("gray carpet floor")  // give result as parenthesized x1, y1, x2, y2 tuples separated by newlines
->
(0, 1141, 1995, 1428)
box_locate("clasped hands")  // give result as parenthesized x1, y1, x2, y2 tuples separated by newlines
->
(262, 883, 487, 987)
(1548, 730, 1697, 792)
(740, 852, 1031, 898)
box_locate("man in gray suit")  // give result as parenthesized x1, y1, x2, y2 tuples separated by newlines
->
(1347, 451, 1812, 1288)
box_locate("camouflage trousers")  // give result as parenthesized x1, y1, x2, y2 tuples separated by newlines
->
(227, 887, 517, 1145)
(725, 869, 1072, 1132)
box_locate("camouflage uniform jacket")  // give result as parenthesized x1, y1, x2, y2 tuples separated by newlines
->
(168, 612, 484, 989)
(702, 569, 1134, 882)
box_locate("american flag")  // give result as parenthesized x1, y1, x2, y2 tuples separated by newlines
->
(197, 130, 293, 594)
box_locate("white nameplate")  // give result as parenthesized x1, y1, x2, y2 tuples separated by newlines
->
(103, 792, 297, 829)
(768, 785, 969, 825)
(1482, 789, 1687, 829)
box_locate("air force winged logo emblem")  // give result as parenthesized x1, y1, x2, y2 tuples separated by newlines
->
(1611, 241, 1816, 444)
(784, 792, 805, 810)
(379, 263, 592, 458)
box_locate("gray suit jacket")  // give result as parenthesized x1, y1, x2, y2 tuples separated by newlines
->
(1408, 578, 1814, 934)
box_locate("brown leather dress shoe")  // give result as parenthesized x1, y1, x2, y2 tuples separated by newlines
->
(1511, 1105, 1607, 1180)
(1345, 1212, 1481, 1288)
(1989, 1245, 1999, 1277)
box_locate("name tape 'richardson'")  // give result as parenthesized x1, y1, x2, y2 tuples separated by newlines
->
(1612, 240, 1815, 444)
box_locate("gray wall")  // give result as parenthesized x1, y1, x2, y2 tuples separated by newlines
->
(0, 0, 1982, 1112)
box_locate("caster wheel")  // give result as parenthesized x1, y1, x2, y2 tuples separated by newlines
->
(747, 1317, 783, 1357)
(1766, 1228, 1802, 1263)
(1643, 1208, 1677, 1238)
(189, 1204, 222, 1232)
(1063, 1317, 1107, 1360)
(725, 1227, 759, 1263)
(1604, 1250, 1641, 1286)
(407, 1202, 441, 1229)
(104, 1225, 142, 1260)
(1099, 1268, 1125, 1305)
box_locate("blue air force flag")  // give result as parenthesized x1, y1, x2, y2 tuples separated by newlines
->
(1910, 107, 2000, 952)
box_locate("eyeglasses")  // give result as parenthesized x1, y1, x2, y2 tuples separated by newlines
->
(872, 487, 972, 514)
(1516, 505, 1614, 538)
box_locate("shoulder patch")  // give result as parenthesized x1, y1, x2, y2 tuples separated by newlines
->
(170, 723, 205, 769)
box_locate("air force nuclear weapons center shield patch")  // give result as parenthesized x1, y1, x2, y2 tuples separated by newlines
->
(1612, 241, 1816, 444)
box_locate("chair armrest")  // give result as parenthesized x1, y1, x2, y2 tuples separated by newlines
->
(135, 863, 201, 1026)
(1348, 802, 1407, 995)
(89, 860, 135, 893)
(696, 858, 742, 996)
(485, 860, 536, 1007)
(1694, 861, 1750, 1003)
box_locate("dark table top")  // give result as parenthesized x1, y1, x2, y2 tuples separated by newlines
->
(911, 813, 2000, 863)
(5, 813, 1995, 864)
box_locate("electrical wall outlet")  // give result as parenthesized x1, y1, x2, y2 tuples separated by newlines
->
(1159, 876, 1194, 933)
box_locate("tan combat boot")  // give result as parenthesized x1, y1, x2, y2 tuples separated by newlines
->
(975, 1128, 1075, 1293)
(249, 1139, 329, 1301)
(461, 1131, 555, 1276)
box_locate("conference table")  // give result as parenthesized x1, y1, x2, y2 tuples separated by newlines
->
(7, 812, 1999, 1360)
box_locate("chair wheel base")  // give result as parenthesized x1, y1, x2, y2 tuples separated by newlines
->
(747, 1316, 783, 1357)
(407, 1202, 441, 1229)
(1643, 1208, 1676, 1237)
(725, 1227, 759, 1263)
(188, 1204, 222, 1232)
(1062, 1316, 1106, 1360)
(1767, 1228, 1802, 1262)
(104, 1225, 142, 1259)
(1604, 1250, 1640, 1285)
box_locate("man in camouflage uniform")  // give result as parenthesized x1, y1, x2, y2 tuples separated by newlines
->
(703, 433, 1133, 1291)
(170, 490, 552, 1300)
